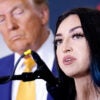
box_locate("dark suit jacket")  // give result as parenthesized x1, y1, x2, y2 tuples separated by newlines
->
(0, 54, 58, 100)
(0, 54, 14, 100)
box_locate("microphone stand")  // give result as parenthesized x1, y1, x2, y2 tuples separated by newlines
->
(0, 50, 74, 100)
(0, 50, 60, 87)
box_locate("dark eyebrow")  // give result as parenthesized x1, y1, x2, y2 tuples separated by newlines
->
(55, 33, 62, 37)
(69, 26, 82, 33)
(56, 34, 61, 36)
(55, 26, 82, 37)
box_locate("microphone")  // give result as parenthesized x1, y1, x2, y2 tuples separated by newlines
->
(0, 50, 60, 86)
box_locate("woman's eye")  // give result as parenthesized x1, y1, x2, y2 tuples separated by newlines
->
(54, 39, 62, 46)
(72, 33, 84, 39)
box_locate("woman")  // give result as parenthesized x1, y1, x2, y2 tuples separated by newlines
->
(54, 8, 100, 100)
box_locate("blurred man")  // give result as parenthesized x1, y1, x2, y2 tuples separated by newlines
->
(0, 0, 55, 100)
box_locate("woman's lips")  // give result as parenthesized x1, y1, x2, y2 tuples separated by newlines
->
(63, 55, 76, 65)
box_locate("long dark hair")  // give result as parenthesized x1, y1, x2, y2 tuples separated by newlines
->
(54, 7, 100, 99)
(55, 7, 100, 89)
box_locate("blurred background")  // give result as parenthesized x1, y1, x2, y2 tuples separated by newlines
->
(1, 0, 100, 58)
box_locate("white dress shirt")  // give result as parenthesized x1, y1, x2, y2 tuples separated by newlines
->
(12, 30, 55, 100)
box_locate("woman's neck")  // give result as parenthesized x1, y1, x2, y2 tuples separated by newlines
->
(74, 74, 100, 100)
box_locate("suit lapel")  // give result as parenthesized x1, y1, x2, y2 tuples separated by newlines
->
(0, 54, 14, 100)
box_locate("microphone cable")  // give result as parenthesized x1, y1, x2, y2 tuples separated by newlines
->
(0, 49, 32, 84)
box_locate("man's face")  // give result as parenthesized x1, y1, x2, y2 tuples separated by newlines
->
(0, 0, 49, 54)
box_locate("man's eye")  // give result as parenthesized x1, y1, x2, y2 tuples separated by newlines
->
(72, 33, 84, 39)
(13, 8, 24, 15)
(0, 16, 5, 23)
(54, 39, 62, 46)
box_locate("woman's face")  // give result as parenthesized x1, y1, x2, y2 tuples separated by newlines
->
(55, 14, 91, 78)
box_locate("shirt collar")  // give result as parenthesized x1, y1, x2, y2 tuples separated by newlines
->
(14, 29, 54, 70)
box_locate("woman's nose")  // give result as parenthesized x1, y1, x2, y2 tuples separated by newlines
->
(62, 41, 73, 53)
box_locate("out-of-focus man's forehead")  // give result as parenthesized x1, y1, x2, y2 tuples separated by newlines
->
(0, 0, 29, 14)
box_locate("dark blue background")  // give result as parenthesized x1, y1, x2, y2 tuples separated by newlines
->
(48, 0, 100, 32)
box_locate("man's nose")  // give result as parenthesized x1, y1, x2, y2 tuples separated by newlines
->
(6, 16, 18, 31)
